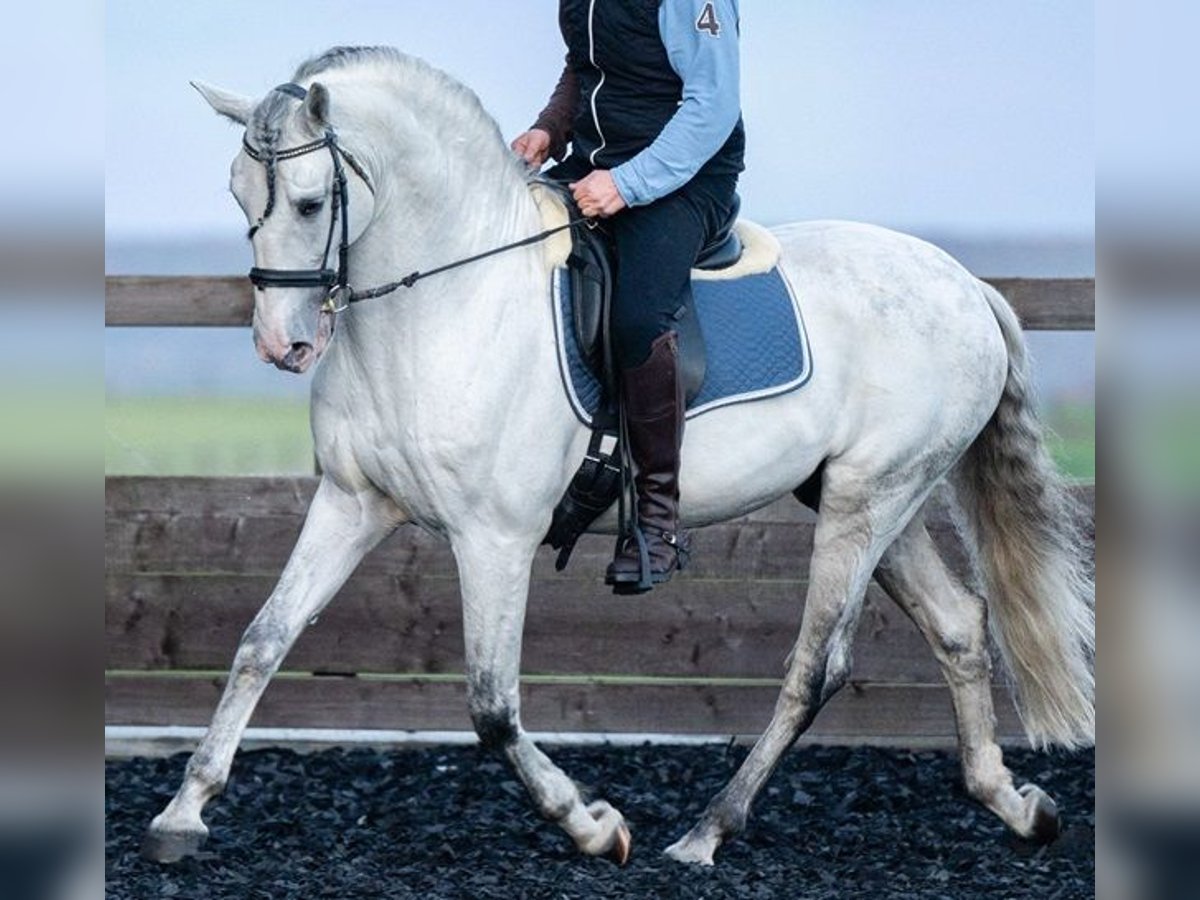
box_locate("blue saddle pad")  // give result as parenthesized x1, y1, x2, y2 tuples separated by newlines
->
(552, 265, 812, 425)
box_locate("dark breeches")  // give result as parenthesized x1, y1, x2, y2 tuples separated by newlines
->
(549, 159, 738, 368)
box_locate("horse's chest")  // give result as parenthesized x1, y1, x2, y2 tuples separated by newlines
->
(311, 400, 425, 511)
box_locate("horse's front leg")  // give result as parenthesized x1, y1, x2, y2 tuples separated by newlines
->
(453, 527, 632, 863)
(142, 477, 403, 862)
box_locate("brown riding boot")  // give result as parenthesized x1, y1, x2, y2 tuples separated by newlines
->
(605, 331, 691, 593)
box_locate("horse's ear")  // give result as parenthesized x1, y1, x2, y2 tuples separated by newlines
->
(303, 82, 330, 130)
(191, 80, 253, 125)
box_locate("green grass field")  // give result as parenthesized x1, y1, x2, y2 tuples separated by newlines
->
(105, 397, 1095, 480)
(1044, 402, 1095, 481)
(106, 398, 315, 476)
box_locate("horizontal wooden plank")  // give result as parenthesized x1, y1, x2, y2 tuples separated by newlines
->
(106, 512, 831, 581)
(105, 476, 317, 518)
(104, 674, 1025, 742)
(106, 575, 957, 683)
(980, 276, 1094, 330)
(109, 477, 1056, 582)
(104, 276, 1093, 330)
(105, 276, 253, 327)
(106, 512, 985, 589)
(99, 475, 819, 525)
(104, 477, 1092, 527)
(107, 482, 1091, 583)
(105, 479, 1090, 684)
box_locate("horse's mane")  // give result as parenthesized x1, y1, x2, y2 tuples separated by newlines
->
(292, 45, 402, 81)
(250, 46, 524, 186)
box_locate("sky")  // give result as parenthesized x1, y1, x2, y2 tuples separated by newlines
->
(105, 1, 1094, 242)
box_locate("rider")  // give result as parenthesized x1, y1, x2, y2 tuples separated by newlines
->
(512, 0, 744, 591)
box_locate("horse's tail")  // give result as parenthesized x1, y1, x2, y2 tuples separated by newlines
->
(952, 280, 1095, 749)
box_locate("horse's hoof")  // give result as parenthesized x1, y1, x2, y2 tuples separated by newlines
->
(1018, 784, 1061, 844)
(141, 825, 209, 863)
(664, 832, 717, 867)
(581, 800, 631, 863)
(610, 822, 632, 865)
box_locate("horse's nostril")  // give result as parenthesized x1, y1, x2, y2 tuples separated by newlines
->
(281, 342, 314, 372)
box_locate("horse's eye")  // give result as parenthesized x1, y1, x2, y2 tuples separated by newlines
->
(297, 198, 324, 218)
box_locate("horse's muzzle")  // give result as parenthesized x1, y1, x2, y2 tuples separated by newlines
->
(254, 304, 333, 373)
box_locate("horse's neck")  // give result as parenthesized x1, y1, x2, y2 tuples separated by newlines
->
(329, 113, 550, 400)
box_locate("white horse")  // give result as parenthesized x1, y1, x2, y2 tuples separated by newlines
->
(144, 47, 1093, 866)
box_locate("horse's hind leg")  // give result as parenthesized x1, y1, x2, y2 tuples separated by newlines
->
(452, 527, 631, 862)
(874, 514, 1061, 842)
(142, 478, 402, 862)
(666, 473, 929, 865)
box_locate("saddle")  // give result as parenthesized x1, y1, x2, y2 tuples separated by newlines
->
(539, 181, 744, 570)
(561, 187, 742, 404)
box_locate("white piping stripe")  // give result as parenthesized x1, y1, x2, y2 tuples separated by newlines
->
(587, 0, 608, 166)
(684, 266, 814, 418)
(552, 270, 596, 425)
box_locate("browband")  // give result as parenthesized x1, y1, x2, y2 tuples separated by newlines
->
(273, 82, 308, 101)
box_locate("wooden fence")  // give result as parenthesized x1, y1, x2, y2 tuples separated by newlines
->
(105, 275, 1094, 745)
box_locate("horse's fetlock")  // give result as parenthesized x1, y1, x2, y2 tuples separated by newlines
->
(961, 745, 1011, 803)
(705, 789, 748, 837)
(963, 769, 998, 803)
(184, 756, 225, 794)
(539, 794, 577, 823)
(709, 804, 747, 838)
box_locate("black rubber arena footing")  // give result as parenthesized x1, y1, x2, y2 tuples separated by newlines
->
(107, 744, 1094, 899)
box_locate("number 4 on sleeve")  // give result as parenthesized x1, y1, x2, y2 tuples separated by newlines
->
(696, 2, 721, 37)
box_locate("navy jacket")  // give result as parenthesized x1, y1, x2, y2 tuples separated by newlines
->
(535, 0, 745, 205)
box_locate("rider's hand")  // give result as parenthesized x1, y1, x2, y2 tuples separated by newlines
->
(511, 128, 552, 167)
(570, 170, 627, 218)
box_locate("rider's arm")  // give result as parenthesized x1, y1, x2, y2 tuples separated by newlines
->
(611, 0, 741, 207)
(532, 57, 580, 163)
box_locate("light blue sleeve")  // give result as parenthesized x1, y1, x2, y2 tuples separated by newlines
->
(611, 0, 741, 207)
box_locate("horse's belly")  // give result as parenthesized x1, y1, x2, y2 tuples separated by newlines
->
(585, 388, 831, 534)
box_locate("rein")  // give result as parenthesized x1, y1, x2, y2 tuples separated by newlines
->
(242, 82, 590, 315)
(341, 215, 590, 308)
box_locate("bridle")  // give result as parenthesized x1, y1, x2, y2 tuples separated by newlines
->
(242, 82, 588, 316)
(242, 83, 373, 313)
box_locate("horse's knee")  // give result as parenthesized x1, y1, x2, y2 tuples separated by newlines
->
(468, 681, 519, 750)
(820, 650, 852, 704)
(234, 622, 287, 680)
(787, 632, 852, 707)
(471, 708, 519, 750)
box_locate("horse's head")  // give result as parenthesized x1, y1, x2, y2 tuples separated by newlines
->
(193, 80, 376, 373)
